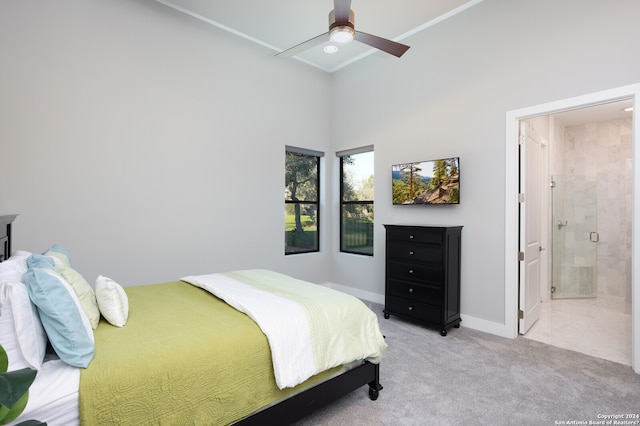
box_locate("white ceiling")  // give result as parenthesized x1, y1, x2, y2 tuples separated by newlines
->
(152, 0, 635, 123)
(155, 0, 482, 73)
(552, 99, 634, 126)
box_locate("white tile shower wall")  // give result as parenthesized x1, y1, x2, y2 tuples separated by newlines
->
(560, 118, 632, 311)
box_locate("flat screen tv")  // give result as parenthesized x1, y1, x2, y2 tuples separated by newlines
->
(392, 157, 460, 205)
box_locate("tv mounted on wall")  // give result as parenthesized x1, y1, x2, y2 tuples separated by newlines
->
(392, 157, 460, 205)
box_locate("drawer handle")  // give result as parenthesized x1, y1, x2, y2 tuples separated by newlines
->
(409, 250, 414, 255)
(408, 288, 414, 293)
(408, 306, 413, 311)
(408, 269, 414, 274)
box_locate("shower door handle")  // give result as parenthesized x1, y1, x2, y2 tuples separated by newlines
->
(590, 232, 599, 242)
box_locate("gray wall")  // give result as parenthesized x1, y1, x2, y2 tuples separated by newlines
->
(0, 0, 332, 285)
(329, 0, 640, 327)
(2, 0, 639, 336)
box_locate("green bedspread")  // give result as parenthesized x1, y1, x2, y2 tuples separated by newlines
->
(79, 281, 337, 425)
(183, 270, 387, 389)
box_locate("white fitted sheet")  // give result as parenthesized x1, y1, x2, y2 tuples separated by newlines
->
(8, 359, 80, 426)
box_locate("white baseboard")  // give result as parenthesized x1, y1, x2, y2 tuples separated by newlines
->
(322, 282, 385, 305)
(323, 282, 513, 339)
(459, 314, 512, 339)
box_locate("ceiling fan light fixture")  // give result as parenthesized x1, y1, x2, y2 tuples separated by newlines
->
(324, 45, 338, 54)
(277, 5, 409, 59)
(330, 26, 354, 44)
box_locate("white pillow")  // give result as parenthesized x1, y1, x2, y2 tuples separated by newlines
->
(23, 256, 95, 368)
(0, 250, 31, 283)
(0, 281, 47, 371)
(95, 275, 129, 327)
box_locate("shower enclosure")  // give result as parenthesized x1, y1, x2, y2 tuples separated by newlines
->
(551, 175, 598, 299)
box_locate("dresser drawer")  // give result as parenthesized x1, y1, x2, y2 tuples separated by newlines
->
(386, 228, 443, 245)
(387, 242, 443, 263)
(385, 296, 441, 323)
(386, 279, 441, 304)
(387, 260, 443, 283)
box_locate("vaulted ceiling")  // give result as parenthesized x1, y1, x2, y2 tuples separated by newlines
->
(155, 0, 481, 73)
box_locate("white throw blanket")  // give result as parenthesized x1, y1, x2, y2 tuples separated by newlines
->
(181, 269, 387, 389)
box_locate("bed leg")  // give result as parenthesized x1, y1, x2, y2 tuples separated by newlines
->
(367, 362, 383, 401)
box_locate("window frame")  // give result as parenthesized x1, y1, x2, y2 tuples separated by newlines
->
(285, 146, 323, 255)
(338, 146, 374, 256)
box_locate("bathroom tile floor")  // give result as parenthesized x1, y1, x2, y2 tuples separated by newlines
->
(523, 295, 632, 366)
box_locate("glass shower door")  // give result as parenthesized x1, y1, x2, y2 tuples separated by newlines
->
(551, 175, 598, 299)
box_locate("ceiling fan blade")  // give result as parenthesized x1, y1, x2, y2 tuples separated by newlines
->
(354, 31, 410, 58)
(334, 0, 352, 23)
(275, 32, 330, 57)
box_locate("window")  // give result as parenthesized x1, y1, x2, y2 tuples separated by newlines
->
(285, 146, 323, 255)
(338, 146, 374, 255)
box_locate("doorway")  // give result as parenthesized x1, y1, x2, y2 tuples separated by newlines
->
(504, 83, 640, 374)
(520, 101, 633, 365)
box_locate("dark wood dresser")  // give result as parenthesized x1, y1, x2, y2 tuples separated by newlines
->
(383, 224, 462, 336)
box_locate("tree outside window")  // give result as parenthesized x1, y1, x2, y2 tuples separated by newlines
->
(285, 148, 321, 254)
(340, 149, 374, 255)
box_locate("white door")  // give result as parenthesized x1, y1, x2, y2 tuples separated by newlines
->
(519, 121, 543, 334)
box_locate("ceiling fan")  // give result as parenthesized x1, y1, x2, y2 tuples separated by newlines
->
(276, 0, 410, 58)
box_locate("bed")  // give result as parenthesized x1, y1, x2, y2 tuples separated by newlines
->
(0, 215, 386, 425)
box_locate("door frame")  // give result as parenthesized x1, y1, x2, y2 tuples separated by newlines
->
(504, 83, 640, 373)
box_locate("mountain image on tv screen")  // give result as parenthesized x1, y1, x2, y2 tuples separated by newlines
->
(392, 157, 460, 205)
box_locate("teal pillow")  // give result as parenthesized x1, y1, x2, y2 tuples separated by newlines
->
(23, 260, 94, 368)
(26, 254, 55, 269)
(37, 248, 101, 329)
(43, 243, 73, 268)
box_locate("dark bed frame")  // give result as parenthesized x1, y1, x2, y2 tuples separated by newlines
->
(237, 361, 382, 425)
(0, 213, 383, 425)
(0, 214, 18, 263)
